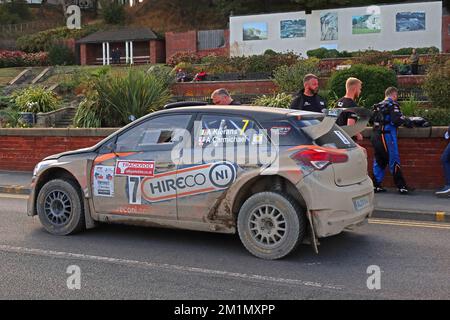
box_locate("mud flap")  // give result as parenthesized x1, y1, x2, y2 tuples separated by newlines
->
(306, 210, 319, 254)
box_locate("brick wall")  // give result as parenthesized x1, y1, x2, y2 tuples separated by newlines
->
(443, 15, 450, 53)
(0, 128, 447, 190)
(0, 129, 116, 172)
(165, 30, 230, 63)
(170, 75, 424, 98)
(360, 130, 447, 190)
(165, 30, 197, 63)
(171, 80, 278, 97)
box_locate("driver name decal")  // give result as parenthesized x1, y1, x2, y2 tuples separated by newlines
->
(126, 162, 236, 204)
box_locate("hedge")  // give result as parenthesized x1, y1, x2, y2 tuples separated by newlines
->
(327, 64, 398, 108)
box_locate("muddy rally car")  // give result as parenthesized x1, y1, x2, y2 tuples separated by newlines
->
(28, 103, 374, 259)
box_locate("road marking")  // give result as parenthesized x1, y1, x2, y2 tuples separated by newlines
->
(369, 219, 450, 230)
(0, 244, 343, 291)
(0, 193, 29, 200)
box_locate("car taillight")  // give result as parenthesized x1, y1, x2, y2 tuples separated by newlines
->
(291, 148, 348, 170)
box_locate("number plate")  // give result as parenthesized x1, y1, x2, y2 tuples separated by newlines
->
(353, 195, 370, 211)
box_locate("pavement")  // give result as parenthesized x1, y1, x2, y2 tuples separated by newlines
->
(0, 170, 448, 222)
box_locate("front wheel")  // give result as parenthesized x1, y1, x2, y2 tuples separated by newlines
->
(36, 179, 85, 236)
(237, 192, 306, 260)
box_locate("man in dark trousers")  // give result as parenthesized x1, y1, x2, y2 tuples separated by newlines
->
(371, 87, 411, 195)
(335, 77, 363, 141)
(290, 74, 327, 113)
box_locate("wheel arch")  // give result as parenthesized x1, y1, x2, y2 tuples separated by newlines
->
(32, 167, 95, 229)
(231, 175, 307, 220)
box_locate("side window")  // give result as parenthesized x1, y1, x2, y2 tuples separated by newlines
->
(196, 114, 266, 147)
(115, 114, 192, 152)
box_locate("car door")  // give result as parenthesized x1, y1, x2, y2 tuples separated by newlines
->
(91, 113, 194, 218)
(176, 113, 266, 223)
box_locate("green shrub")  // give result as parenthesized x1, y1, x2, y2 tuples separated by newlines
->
(423, 63, 450, 109)
(253, 93, 293, 109)
(413, 108, 450, 126)
(17, 25, 103, 53)
(307, 47, 440, 59)
(327, 64, 397, 109)
(400, 96, 419, 116)
(11, 86, 61, 113)
(73, 93, 103, 128)
(273, 58, 320, 93)
(353, 50, 392, 66)
(48, 44, 75, 66)
(75, 69, 172, 127)
(146, 65, 176, 87)
(167, 51, 201, 67)
(0, 107, 27, 128)
(307, 48, 341, 59)
(101, 0, 126, 25)
(0, 95, 15, 110)
(390, 47, 440, 55)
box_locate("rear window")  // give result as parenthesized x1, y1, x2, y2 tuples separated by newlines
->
(260, 120, 311, 146)
(291, 118, 357, 149)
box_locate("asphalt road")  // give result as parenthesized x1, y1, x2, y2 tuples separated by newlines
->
(0, 194, 449, 300)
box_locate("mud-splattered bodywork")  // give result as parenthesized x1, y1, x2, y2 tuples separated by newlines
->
(28, 105, 374, 242)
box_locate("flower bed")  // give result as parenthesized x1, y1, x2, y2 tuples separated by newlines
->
(0, 50, 48, 68)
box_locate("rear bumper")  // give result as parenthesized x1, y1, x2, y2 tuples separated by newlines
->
(297, 175, 374, 238)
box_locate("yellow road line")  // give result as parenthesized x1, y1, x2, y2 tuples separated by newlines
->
(369, 218, 450, 230)
(0, 193, 29, 200)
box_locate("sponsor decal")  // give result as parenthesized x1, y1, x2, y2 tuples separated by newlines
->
(271, 126, 291, 136)
(126, 162, 236, 204)
(93, 165, 114, 197)
(111, 204, 152, 215)
(116, 160, 155, 177)
(334, 130, 351, 145)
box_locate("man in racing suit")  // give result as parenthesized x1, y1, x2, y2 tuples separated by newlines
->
(371, 87, 411, 194)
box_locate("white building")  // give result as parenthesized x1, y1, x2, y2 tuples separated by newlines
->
(229, 1, 443, 57)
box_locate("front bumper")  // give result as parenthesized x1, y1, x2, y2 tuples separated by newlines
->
(297, 174, 374, 238)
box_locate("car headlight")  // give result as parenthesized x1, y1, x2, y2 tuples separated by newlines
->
(33, 160, 57, 177)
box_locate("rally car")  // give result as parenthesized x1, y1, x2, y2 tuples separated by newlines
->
(28, 103, 374, 259)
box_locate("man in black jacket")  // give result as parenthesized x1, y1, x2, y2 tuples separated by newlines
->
(290, 74, 327, 113)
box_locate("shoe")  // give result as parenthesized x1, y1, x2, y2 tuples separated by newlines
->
(435, 186, 450, 198)
(398, 187, 409, 195)
(374, 186, 387, 193)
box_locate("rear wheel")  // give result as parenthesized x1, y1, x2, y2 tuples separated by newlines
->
(237, 192, 306, 260)
(36, 179, 85, 236)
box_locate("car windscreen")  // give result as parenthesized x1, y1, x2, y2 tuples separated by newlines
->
(290, 117, 357, 149)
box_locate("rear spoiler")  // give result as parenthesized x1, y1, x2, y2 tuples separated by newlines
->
(339, 107, 371, 138)
(300, 107, 371, 140)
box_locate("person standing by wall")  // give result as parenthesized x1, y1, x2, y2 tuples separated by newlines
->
(335, 77, 363, 141)
(409, 48, 420, 75)
(371, 87, 412, 194)
(435, 125, 450, 197)
(290, 74, 327, 113)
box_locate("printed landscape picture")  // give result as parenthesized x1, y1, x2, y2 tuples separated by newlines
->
(396, 12, 426, 32)
(321, 12, 338, 41)
(352, 14, 381, 34)
(280, 19, 306, 38)
(243, 22, 268, 41)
